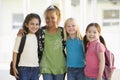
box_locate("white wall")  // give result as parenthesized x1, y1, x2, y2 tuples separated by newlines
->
(0, 0, 120, 69)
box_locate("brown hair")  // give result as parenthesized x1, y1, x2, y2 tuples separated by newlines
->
(22, 13, 41, 34)
(83, 23, 106, 52)
(44, 5, 61, 24)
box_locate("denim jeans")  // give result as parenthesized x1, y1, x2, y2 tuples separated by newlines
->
(67, 67, 85, 80)
(18, 67, 40, 80)
(42, 73, 65, 80)
(86, 77, 105, 80)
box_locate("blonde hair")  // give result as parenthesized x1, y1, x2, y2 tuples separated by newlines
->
(64, 18, 83, 41)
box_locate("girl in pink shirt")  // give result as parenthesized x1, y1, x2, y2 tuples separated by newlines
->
(83, 23, 106, 80)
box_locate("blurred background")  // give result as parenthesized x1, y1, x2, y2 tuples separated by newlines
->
(0, 0, 120, 80)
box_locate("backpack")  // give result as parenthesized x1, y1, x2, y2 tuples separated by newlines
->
(10, 35, 26, 76)
(10, 34, 40, 76)
(95, 42, 115, 80)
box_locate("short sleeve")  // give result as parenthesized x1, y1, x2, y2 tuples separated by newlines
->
(97, 42, 106, 54)
(13, 36, 22, 53)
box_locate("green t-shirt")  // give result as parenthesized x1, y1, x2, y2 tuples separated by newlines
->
(40, 29, 66, 74)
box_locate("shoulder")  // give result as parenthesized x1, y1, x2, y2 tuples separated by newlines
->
(58, 27, 63, 31)
(40, 26, 46, 34)
(16, 36, 22, 41)
(58, 26, 63, 29)
(41, 26, 46, 30)
(97, 42, 106, 52)
(97, 42, 105, 48)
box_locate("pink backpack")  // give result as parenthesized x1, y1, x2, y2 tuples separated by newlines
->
(95, 43, 116, 80)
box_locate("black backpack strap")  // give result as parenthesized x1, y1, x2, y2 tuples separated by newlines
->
(58, 27, 66, 80)
(58, 27, 66, 58)
(38, 26, 66, 61)
(36, 29, 43, 63)
(16, 35, 26, 67)
(18, 35, 26, 54)
(37, 27, 46, 62)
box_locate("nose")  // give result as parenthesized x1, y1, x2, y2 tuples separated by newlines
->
(69, 25, 73, 28)
(34, 24, 38, 28)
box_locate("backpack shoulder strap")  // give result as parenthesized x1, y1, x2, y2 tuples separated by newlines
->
(16, 35, 26, 67)
(37, 26, 46, 62)
(18, 35, 26, 54)
(58, 27, 65, 46)
(95, 42, 99, 55)
(58, 27, 66, 58)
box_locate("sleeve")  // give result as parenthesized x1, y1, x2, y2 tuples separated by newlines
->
(13, 36, 22, 53)
(97, 42, 106, 54)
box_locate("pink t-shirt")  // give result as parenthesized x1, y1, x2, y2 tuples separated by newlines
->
(84, 39, 105, 78)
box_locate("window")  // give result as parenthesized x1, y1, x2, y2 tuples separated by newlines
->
(103, 10, 119, 19)
(103, 9, 120, 27)
(12, 13, 24, 29)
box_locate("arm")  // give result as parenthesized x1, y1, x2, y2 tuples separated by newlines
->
(17, 29, 26, 36)
(12, 52, 19, 79)
(97, 52, 105, 80)
(12, 36, 21, 79)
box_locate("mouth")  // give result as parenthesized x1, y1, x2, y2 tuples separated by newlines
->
(89, 36, 94, 39)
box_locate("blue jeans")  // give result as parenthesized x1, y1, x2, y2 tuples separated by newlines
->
(67, 67, 85, 80)
(18, 67, 40, 80)
(42, 73, 65, 80)
(86, 77, 105, 80)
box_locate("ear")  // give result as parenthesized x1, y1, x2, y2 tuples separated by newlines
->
(99, 33, 101, 36)
(25, 23, 28, 28)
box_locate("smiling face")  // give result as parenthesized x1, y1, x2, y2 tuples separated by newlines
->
(25, 18, 40, 34)
(65, 19, 77, 37)
(45, 11, 58, 28)
(86, 26, 100, 42)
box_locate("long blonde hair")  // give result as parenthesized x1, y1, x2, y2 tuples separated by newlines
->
(64, 18, 83, 41)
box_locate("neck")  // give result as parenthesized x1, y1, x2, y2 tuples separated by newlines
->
(69, 34, 76, 39)
(47, 26, 58, 34)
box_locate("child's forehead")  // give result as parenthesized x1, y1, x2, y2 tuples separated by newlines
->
(87, 26, 96, 29)
(67, 19, 76, 24)
(47, 10, 57, 14)
(89, 25, 96, 28)
(45, 11, 58, 16)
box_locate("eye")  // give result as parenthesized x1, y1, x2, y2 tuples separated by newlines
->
(30, 23, 34, 25)
(51, 16, 55, 19)
(87, 31, 91, 33)
(93, 31, 97, 34)
(66, 25, 70, 28)
(36, 23, 39, 26)
(94, 31, 96, 34)
(72, 24, 76, 27)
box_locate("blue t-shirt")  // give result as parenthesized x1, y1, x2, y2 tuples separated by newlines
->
(66, 38, 85, 68)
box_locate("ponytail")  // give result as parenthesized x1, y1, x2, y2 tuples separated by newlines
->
(83, 35, 89, 53)
(99, 35, 107, 48)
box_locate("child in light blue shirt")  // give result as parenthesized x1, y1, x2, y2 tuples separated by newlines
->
(64, 18, 85, 80)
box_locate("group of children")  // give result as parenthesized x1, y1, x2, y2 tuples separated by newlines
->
(12, 5, 106, 80)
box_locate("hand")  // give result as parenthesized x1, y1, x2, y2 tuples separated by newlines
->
(13, 67, 19, 79)
(17, 29, 26, 36)
(97, 76, 102, 80)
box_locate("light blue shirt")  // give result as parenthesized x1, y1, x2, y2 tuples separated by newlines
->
(66, 38, 85, 68)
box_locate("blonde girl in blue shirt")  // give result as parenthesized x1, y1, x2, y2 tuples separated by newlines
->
(64, 18, 85, 80)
